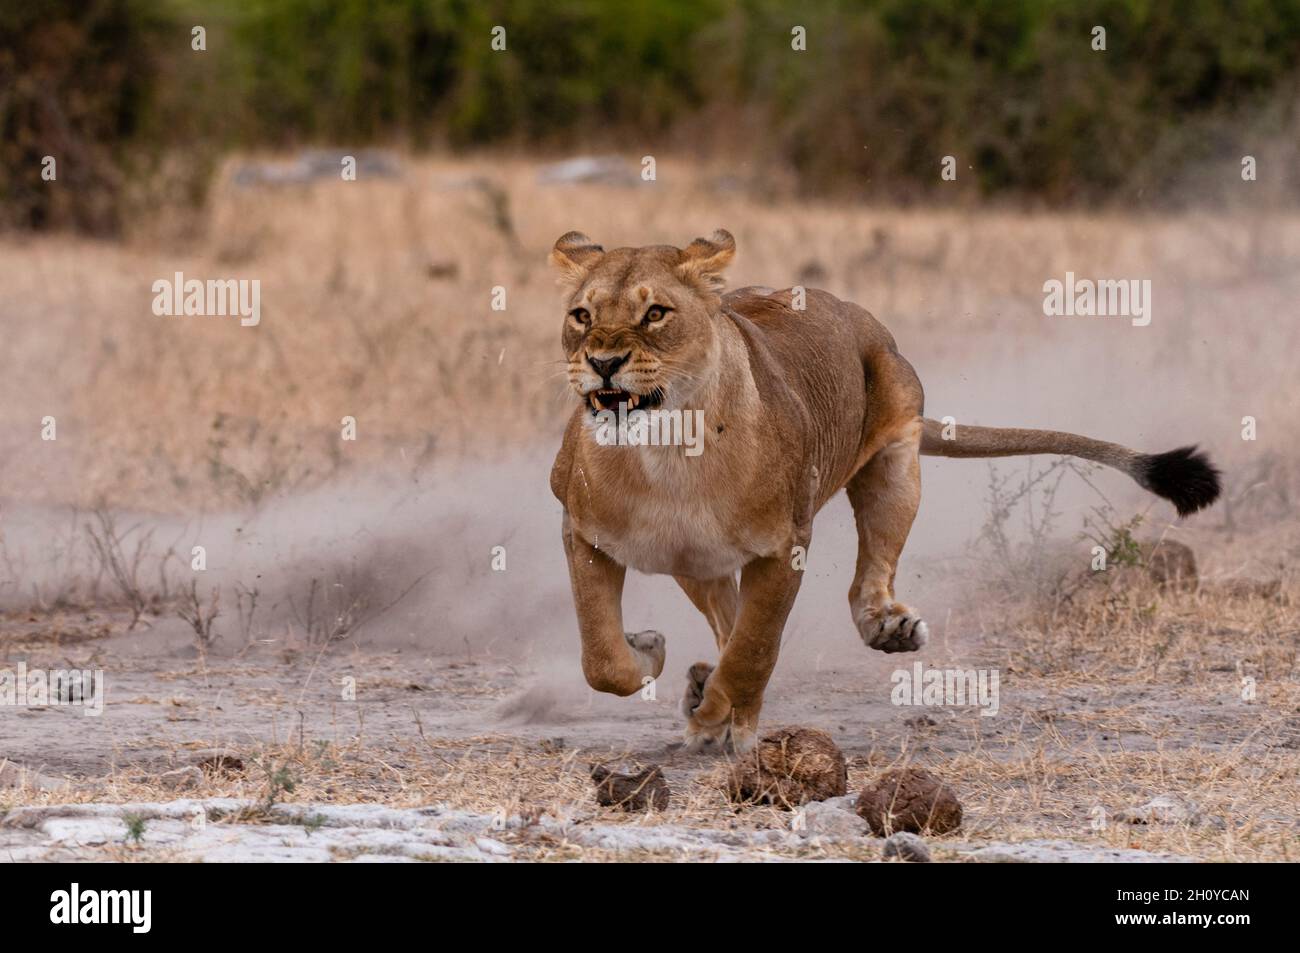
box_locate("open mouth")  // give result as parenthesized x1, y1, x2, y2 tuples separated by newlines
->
(587, 387, 663, 414)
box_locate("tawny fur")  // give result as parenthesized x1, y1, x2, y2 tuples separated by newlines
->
(549, 229, 1220, 752)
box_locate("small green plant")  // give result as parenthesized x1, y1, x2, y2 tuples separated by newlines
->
(1081, 507, 1145, 569)
(246, 757, 298, 816)
(301, 813, 327, 835)
(312, 740, 336, 770)
(265, 765, 296, 808)
(122, 813, 147, 845)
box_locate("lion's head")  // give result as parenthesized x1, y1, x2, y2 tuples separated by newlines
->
(550, 229, 735, 416)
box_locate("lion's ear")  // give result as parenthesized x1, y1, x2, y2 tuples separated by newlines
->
(550, 232, 605, 284)
(678, 229, 735, 292)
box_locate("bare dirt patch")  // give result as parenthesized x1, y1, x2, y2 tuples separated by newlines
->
(3, 568, 1296, 862)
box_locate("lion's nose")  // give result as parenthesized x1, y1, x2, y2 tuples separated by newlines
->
(586, 352, 630, 382)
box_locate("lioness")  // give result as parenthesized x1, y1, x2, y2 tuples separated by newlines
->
(549, 229, 1220, 752)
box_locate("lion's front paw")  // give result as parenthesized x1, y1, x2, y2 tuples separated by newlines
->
(681, 662, 757, 753)
(856, 601, 929, 653)
(685, 719, 758, 754)
(625, 630, 666, 680)
(684, 715, 757, 754)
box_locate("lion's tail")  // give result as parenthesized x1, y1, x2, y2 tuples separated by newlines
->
(918, 417, 1221, 517)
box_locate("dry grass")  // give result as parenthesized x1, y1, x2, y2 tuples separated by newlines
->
(5, 565, 1297, 861)
(3, 580, 1295, 861)
(5, 716, 1295, 861)
(3, 152, 1300, 861)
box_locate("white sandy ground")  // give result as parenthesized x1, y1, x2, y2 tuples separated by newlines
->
(0, 797, 1192, 863)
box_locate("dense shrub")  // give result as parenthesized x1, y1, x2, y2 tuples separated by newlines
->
(0, 0, 172, 232)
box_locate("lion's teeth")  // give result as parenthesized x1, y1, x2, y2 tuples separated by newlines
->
(629, 394, 639, 408)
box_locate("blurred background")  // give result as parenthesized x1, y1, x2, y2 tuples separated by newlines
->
(5, 0, 1300, 235)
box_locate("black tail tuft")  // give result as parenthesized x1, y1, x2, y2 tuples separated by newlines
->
(1136, 445, 1221, 517)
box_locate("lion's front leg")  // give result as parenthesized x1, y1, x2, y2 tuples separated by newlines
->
(683, 554, 802, 753)
(562, 514, 665, 696)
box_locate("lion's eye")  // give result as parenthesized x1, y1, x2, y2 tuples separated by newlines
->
(642, 305, 670, 326)
(569, 308, 591, 326)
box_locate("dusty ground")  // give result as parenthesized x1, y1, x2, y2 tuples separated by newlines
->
(2, 154, 1298, 861)
(2, 561, 1296, 862)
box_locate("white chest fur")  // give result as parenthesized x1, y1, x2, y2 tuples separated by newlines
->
(581, 443, 779, 578)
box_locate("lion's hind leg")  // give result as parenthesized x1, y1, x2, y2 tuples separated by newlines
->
(846, 420, 927, 653)
(673, 574, 739, 652)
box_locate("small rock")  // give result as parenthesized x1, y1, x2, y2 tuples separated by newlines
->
(1115, 795, 1207, 826)
(883, 831, 932, 862)
(474, 837, 512, 857)
(727, 727, 847, 809)
(796, 796, 870, 839)
(0, 760, 72, 792)
(856, 767, 962, 835)
(155, 766, 203, 791)
(125, 766, 203, 791)
(591, 764, 670, 812)
(537, 156, 636, 187)
(1145, 540, 1198, 591)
